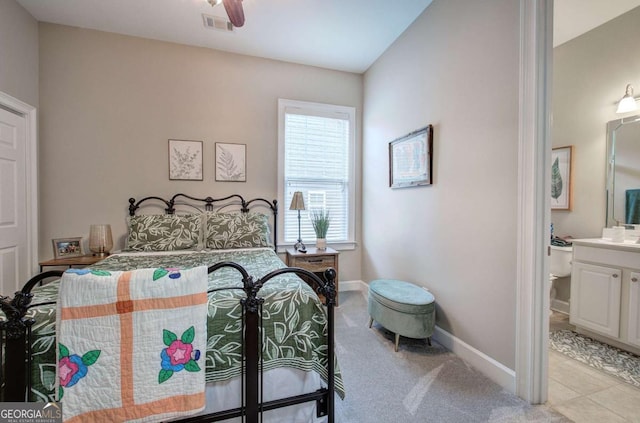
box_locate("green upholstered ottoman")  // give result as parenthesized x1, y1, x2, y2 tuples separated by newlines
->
(368, 279, 435, 352)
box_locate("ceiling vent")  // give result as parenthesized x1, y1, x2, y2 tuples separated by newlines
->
(202, 14, 234, 32)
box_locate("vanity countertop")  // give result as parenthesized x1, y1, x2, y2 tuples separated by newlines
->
(572, 238, 640, 253)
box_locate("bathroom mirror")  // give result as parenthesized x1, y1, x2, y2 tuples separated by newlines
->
(606, 114, 640, 227)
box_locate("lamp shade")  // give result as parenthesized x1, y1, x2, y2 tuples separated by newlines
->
(289, 191, 305, 211)
(89, 224, 113, 257)
(616, 84, 638, 114)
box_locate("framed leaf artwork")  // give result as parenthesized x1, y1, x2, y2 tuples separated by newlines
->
(551, 146, 573, 210)
(215, 143, 246, 182)
(168, 139, 203, 181)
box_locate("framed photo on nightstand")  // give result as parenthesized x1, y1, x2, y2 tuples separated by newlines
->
(52, 237, 84, 259)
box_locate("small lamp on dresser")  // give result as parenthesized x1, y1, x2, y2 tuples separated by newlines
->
(289, 191, 306, 253)
(89, 224, 113, 257)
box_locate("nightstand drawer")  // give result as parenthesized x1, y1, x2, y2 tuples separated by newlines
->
(290, 256, 336, 272)
(286, 247, 339, 306)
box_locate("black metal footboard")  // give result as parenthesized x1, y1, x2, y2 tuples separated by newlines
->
(0, 271, 64, 402)
(0, 265, 337, 423)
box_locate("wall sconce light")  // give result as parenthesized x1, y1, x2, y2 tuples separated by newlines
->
(616, 84, 639, 114)
(89, 224, 113, 257)
(289, 191, 306, 253)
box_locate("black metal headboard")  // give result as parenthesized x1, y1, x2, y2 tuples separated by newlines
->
(128, 193, 279, 251)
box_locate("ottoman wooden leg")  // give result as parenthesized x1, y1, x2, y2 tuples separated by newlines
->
(427, 337, 432, 347)
(394, 333, 400, 352)
(368, 316, 373, 328)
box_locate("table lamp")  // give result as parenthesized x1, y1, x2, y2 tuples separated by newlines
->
(289, 191, 306, 252)
(89, 224, 113, 257)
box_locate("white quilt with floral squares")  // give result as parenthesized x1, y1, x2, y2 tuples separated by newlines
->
(56, 266, 208, 422)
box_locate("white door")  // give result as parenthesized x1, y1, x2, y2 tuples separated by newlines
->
(0, 106, 28, 294)
(570, 262, 622, 338)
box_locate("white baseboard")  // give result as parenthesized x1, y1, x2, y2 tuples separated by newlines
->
(550, 299, 570, 315)
(432, 326, 516, 393)
(339, 279, 367, 292)
(347, 281, 516, 393)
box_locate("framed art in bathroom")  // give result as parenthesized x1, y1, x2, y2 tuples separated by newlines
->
(389, 124, 433, 188)
(551, 145, 573, 210)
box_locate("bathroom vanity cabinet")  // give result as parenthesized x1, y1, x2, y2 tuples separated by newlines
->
(570, 239, 640, 353)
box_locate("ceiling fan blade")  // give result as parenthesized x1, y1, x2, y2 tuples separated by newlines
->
(222, 0, 245, 28)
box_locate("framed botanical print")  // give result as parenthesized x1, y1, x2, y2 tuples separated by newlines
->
(551, 146, 573, 210)
(168, 139, 203, 181)
(215, 142, 246, 182)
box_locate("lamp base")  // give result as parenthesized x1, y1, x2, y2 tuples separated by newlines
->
(294, 240, 306, 253)
(91, 251, 111, 258)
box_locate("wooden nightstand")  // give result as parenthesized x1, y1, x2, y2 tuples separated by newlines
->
(286, 247, 339, 306)
(39, 255, 104, 272)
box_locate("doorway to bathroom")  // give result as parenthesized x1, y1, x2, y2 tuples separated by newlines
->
(546, 2, 640, 421)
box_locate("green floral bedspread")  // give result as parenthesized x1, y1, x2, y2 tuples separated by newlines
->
(21, 248, 343, 401)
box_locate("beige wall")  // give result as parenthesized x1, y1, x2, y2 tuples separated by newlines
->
(38, 24, 363, 281)
(552, 6, 640, 238)
(0, 0, 39, 107)
(362, 0, 519, 368)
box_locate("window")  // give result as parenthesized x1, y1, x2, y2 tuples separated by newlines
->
(307, 191, 327, 214)
(278, 99, 356, 248)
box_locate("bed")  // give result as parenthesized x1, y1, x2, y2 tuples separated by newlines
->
(0, 193, 342, 423)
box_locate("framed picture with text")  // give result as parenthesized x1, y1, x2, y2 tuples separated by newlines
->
(389, 125, 433, 188)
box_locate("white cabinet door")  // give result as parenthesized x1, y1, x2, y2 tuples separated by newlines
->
(627, 272, 640, 347)
(570, 262, 621, 337)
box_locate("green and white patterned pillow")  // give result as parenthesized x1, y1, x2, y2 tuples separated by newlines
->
(126, 214, 202, 251)
(205, 212, 272, 249)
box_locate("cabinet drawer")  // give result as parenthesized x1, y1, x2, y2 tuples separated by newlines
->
(286, 248, 339, 306)
(291, 256, 336, 272)
(574, 245, 640, 269)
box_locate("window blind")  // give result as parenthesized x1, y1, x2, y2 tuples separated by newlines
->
(283, 112, 350, 243)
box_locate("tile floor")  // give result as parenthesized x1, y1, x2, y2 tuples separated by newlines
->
(548, 312, 640, 422)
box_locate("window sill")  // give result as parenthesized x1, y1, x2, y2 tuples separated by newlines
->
(277, 241, 356, 254)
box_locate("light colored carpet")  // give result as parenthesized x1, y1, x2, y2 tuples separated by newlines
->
(333, 291, 570, 422)
(550, 329, 640, 388)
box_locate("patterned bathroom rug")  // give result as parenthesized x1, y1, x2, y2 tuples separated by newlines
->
(549, 329, 640, 388)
